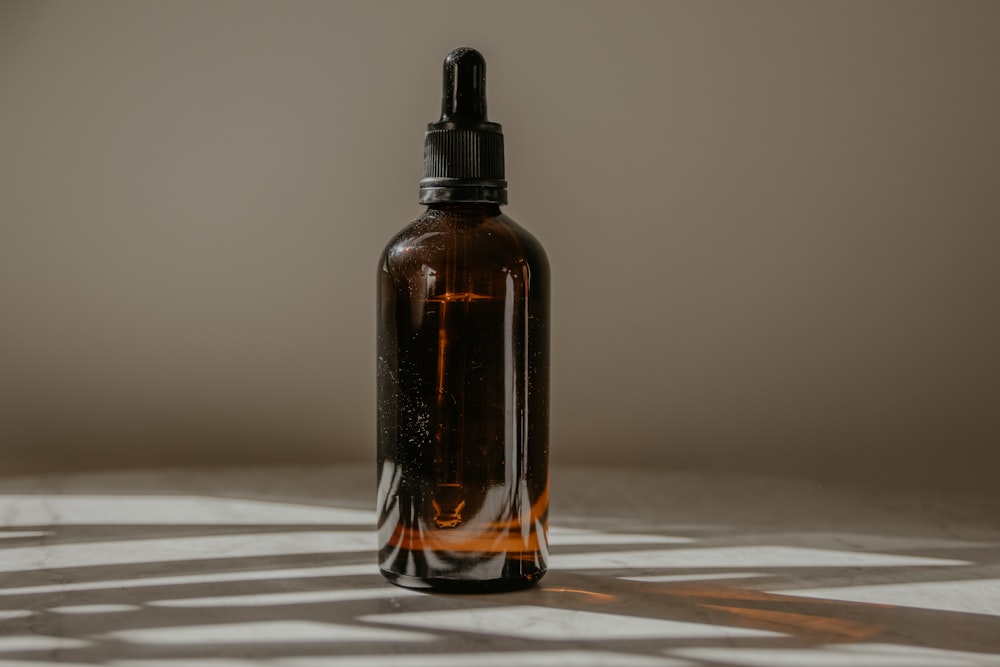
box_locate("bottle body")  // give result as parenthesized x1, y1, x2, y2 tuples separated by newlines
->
(377, 204, 549, 592)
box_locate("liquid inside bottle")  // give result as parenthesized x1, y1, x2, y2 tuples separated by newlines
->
(377, 205, 549, 592)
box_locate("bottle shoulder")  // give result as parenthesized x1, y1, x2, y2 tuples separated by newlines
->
(379, 209, 549, 279)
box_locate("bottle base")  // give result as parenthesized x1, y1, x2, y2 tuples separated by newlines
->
(380, 568, 545, 594)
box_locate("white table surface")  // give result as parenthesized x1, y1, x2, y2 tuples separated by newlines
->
(1, 465, 998, 666)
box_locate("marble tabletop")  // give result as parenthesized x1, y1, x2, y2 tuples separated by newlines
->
(1, 465, 999, 666)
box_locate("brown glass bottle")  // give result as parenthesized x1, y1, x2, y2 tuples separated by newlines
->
(376, 48, 549, 592)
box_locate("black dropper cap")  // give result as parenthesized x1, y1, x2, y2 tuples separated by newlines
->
(419, 48, 507, 205)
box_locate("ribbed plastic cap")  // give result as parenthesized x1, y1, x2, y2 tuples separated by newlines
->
(419, 48, 507, 205)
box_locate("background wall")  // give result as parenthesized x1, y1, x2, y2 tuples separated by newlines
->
(2, 1, 998, 493)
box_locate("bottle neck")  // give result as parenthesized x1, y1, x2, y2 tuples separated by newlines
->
(426, 202, 502, 217)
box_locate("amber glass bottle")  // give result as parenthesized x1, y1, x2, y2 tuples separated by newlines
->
(376, 48, 549, 592)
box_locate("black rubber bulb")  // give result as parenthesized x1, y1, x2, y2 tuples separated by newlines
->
(440, 47, 487, 122)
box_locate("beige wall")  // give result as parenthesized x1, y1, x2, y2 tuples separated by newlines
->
(2, 1, 998, 493)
